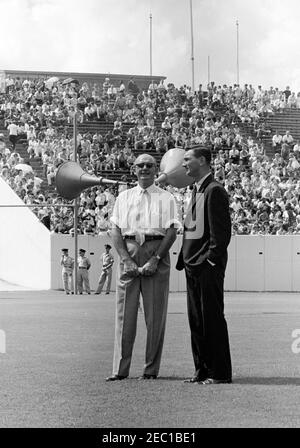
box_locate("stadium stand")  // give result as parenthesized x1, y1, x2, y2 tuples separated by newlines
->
(1, 75, 300, 235)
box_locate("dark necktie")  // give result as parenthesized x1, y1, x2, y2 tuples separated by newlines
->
(191, 185, 198, 220)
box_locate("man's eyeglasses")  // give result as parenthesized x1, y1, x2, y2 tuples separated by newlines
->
(135, 163, 155, 169)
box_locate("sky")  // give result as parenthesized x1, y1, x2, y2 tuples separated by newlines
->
(1, 0, 300, 91)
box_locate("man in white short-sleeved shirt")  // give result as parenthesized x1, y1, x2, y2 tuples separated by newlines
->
(106, 154, 180, 381)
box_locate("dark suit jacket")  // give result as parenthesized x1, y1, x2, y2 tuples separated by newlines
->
(176, 174, 231, 272)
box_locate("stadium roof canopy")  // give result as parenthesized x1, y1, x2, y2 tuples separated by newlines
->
(2, 69, 166, 91)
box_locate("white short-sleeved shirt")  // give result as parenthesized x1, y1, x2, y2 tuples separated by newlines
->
(110, 183, 181, 237)
(7, 123, 19, 136)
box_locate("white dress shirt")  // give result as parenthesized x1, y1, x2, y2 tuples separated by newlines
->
(110, 183, 181, 241)
(187, 172, 216, 265)
(195, 172, 211, 192)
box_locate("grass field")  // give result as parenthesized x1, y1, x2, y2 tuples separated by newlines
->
(0, 290, 299, 428)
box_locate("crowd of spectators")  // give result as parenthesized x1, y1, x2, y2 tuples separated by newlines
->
(1, 74, 300, 235)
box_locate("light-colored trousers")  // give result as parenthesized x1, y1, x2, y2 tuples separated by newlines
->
(112, 240, 170, 377)
(62, 270, 74, 293)
(77, 268, 90, 293)
(96, 268, 112, 294)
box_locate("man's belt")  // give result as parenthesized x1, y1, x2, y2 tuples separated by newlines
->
(78, 267, 87, 269)
(124, 235, 164, 241)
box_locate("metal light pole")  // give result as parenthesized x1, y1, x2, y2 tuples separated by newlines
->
(73, 111, 79, 294)
(208, 55, 210, 86)
(236, 19, 240, 85)
(150, 12, 153, 82)
(189, 0, 195, 92)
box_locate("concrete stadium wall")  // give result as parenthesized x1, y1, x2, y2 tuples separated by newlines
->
(225, 235, 300, 292)
(0, 178, 51, 289)
(51, 234, 300, 292)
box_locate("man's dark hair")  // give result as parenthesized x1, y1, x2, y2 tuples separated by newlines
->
(189, 145, 212, 164)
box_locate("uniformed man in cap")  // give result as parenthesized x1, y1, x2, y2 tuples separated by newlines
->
(77, 249, 91, 294)
(95, 244, 114, 295)
(60, 248, 74, 295)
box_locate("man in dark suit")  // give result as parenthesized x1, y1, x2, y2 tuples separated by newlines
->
(176, 145, 232, 384)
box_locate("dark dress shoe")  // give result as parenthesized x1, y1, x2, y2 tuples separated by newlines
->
(184, 377, 202, 383)
(184, 373, 208, 383)
(105, 375, 127, 382)
(199, 378, 232, 385)
(138, 374, 157, 380)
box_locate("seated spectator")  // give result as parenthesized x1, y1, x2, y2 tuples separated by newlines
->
(125, 151, 136, 170)
(77, 94, 87, 111)
(213, 134, 223, 152)
(119, 80, 125, 93)
(286, 154, 300, 175)
(272, 131, 282, 149)
(96, 101, 107, 121)
(161, 117, 172, 133)
(287, 92, 297, 108)
(127, 77, 139, 96)
(293, 140, 300, 156)
(7, 120, 19, 149)
(156, 102, 166, 120)
(239, 146, 250, 167)
(229, 145, 240, 164)
(134, 132, 144, 150)
(214, 149, 225, 167)
(255, 120, 272, 140)
(283, 86, 292, 102)
(7, 151, 23, 166)
(107, 82, 117, 99)
(282, 130, 294, 147)
(117, 150, 127, 169)
(102, 77, 110, 94)
(155, 131, 168, 154)
(84, 103, 97, 121)
(26, 125, 36, 141)
(142, 129, 155, 150)
(148, 81, 158, 93)
(214, 163, 225, 183)
(47, 164, 57, 186)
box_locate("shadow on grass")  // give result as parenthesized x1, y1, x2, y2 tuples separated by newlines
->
(128, 376, 300, 385)
(128, 376, 188, 381)
(233, 377, 300, 385)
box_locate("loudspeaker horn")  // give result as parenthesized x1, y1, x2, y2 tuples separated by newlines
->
(156, 147, 193, 188)
(55, 161, 125, 200)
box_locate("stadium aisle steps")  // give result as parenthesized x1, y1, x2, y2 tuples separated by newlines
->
(265, 109, 300, 141)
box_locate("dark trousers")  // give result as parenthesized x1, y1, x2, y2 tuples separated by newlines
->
(9, 134, 17, 149)
(185, 262, 232, 380)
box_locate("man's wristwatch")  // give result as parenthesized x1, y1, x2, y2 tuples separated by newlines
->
(154, 254, 161, 261)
